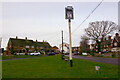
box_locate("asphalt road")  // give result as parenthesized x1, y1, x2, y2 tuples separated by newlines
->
(65, 55, 119, 66)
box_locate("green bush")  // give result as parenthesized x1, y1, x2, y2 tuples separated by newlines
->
(112, 54, 116, 58)
(96, 54, 103, 57)
(90, 53, 94, 56)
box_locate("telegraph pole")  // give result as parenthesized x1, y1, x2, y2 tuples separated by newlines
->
(61, 30, 64, 60)
(0, 37, 2, 48)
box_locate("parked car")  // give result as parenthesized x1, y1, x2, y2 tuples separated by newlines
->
(47, 52, 55, 56)
(82, 53, 88, 55)
(30, 52, 41, 56)
(64, 53, 69, 55)
(15, 53, 25, 55)
(20, 53, 25, 55)
(74, 52, 79, 55)
(55, 52, 59, 54)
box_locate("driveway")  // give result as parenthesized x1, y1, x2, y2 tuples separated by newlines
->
(65, 55, 119, 66)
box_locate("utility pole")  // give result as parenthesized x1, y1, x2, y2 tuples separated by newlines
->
(0, 37, 2, 48)
(61, 30, 64, 60)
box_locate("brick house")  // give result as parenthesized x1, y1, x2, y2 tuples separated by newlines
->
(72, 47, 80, 52)
(93, 33, 120, 52)
(7, 36, 52, 54)
(52, 46, 60, 52)
(101, 36, 112, 52)
(111, 33, 120, 52)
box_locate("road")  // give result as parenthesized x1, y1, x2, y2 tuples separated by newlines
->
(65, 55, 119, 66)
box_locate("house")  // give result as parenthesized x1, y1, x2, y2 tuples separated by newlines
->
(90, 44, 94, 51)
(52, 46, 60, 52)
(7, 36, 52, 54)
(92, 33, 120, 52)
(72, 47, 80, 52)
(101, 36, 112, 52)
(111, 33, 120, 52)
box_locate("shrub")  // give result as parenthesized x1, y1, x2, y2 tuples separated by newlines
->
(112, 54, 116, 58)
(96, 55, 103, 57)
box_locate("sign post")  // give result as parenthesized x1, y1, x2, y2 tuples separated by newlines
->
(65, 6, 74, 67)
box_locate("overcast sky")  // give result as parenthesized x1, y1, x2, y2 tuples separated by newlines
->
(1, 0, 119, 49)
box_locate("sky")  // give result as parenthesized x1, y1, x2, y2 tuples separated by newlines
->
(0, 0, 119, 49)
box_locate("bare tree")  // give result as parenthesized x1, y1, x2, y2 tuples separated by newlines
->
(85, 21, 117, 52)
(80, 35, 90, 53)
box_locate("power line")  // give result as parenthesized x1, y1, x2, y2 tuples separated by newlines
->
(72, 0, 104, 34)
(63, 0, 104, 44)
(45, 32, 61, 41)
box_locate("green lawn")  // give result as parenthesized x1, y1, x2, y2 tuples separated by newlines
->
(2, 55, 43, 60)
(2, 55, 119, 78)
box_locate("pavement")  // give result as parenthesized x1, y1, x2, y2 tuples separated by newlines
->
(65, 55, 119, 66)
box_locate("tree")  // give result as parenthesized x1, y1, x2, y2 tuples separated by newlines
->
(80, 35, 90, 53)
(85, 21, 117, 52)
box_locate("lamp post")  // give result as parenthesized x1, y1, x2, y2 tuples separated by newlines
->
(65, 6, 74, 67)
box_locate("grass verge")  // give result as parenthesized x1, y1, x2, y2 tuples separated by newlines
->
(2, 55, 118, 78)
(2, 55, 43, 60)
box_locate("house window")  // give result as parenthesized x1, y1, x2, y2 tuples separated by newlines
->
(32, 46, 34, 48)
(20, 45, 23, 47)
(114, 42, 117, 46)
(111, 44, 112, 47)
(96, 46, 98, 48)
(40, 47, 43, 49)
(26, 46, 29, 48)
(107, 45, 108, 47)
(37, 46, 39, 49)
(104, 45, 106, 47)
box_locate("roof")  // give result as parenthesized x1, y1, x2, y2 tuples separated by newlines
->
(9, 38, 51, 48)
(52, 46, 59, 49)
(116, 37, 120, 43)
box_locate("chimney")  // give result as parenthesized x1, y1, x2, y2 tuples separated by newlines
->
(108, 36, 111, 40)
(115, 33, 119, 37)
(16, 36, 18, 39)
(25, 37, 27, 40)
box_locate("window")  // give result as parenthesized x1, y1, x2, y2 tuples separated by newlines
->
(37, 46, 39, 49)
(96, 46, 98, 48)
(114, 42, 117, 46)
(111, 44, 112, 47)
(20, 45, 23, 47)
(32, 46, 34, 48)
(26, 46, 29, 48)
(40, 47, 43, 49)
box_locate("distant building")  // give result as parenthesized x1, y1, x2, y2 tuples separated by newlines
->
(90, 44, 94, 51)
(52, 46, 60, 52)
(111, 33, 120, 52)
(7, 36, 52, 54)
(101, 36, 113, 52)
(93, 33, 120, 52)
(72, 47, 80, 52)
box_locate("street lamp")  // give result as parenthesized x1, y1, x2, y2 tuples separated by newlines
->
(65, 6, 74, 67)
